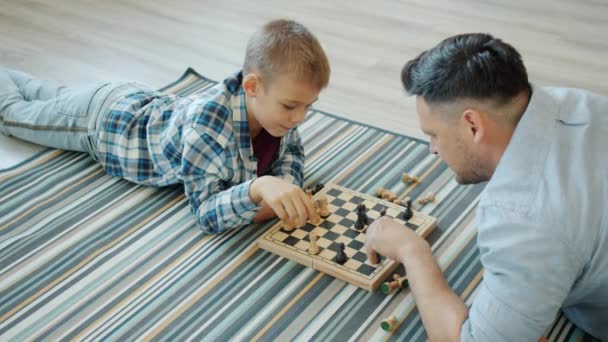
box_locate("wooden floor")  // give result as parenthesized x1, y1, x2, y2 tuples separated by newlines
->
(1, 0, 607, 167)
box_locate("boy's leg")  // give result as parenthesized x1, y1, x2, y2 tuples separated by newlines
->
(6, 69, 69, 101)
(0, 68, 108, 153)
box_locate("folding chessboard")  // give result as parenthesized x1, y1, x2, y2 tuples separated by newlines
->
(257, 183, 437, 292)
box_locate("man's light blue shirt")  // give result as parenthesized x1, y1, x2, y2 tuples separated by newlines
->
(461, 86, 608, 341)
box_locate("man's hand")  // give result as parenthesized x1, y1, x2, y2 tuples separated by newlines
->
(364, 216, 430, 264)
(365, 216, 467, 342)
(249, 176, 319, 227)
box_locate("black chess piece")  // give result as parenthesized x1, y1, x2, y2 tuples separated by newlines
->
(356, 204, 369, 224)
(335, 242, 348, 264)
(312, 183, 325, 195)
(379, 208, 387, 216)
(354, 215, 366, 230)
(400, 200, 413, 221)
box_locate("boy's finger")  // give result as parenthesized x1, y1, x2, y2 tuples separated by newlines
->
(299, 190, 319, 221)
(292, 196, 308, 227)
(272, 203, 288, 222)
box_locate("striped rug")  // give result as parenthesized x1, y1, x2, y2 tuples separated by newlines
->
(0, 68, 597, 341)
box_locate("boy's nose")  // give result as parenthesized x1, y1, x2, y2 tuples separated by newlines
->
(291, 108, 307, 123)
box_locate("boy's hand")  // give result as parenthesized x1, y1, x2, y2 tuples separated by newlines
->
(250, 176, 319, 227)
(364, 216, 430, 264)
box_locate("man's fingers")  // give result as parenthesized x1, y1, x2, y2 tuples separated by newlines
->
(365, 246, 380, 264)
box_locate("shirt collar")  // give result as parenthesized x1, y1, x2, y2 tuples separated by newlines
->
(227, 71, 256, 166)
(479, 84, 559, 213)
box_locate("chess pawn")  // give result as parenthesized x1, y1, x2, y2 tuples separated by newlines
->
(381, 315, 397, 332)
(282, 219, 295, 232)
(318, 196, 330, 217)
(312, 197, 319, 212)
(381, 191, 391, 200)
(402, 173, 412, 183)
(402, 207, 413, 221)
(335, 242, 348, 264)
(309, 203, 322, 225)
(308, 233, 320, 255)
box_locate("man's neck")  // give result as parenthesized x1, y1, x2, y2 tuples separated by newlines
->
(488, 89, 532, 174)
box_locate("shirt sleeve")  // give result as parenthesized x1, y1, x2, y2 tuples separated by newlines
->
(179, 128, 259, 234)
(460, 205, 585, 341)
(269, 128, 305, 187)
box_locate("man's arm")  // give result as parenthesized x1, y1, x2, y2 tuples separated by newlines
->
(366, 206, 582, 341)
(401, 241, 468, 341)
(366, 217, 467, 341)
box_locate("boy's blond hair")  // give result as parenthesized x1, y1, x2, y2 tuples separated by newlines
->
(243, 19, 330, 90)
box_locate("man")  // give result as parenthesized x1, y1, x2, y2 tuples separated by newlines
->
(364, 33, 607, 341)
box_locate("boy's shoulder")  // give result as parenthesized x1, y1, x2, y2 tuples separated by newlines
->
(184, 71, 245, 142)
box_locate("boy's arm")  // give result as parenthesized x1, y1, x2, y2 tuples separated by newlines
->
(251, 129, 304, 223)
(180, 130, 260, 234)
(252, 201, 276, 223)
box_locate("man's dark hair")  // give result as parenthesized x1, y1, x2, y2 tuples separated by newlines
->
(401, 33, 530, 104)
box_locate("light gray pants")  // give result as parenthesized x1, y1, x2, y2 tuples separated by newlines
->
(0, 68, 148, 161)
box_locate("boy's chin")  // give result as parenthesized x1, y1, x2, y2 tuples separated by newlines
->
(268, 127, 290, 137)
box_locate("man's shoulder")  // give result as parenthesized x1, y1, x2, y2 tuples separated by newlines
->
(542, 86, 607, 123)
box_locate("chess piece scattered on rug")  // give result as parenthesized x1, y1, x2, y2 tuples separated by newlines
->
(309, 233, 320, 255)
(392, 198, 404, 206)
(335, 242, 348, 264)
(381, 274, 409, 294)
(318, 196, 330, 217)
(402, 173, 420, 184)
(381, 315, 398, 332)
(418, 192, 436, 205)
(377, 187, 397, 201)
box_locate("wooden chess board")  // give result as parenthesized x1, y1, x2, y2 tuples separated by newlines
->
(257, 183, 437, 292)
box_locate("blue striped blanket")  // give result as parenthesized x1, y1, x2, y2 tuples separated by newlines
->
(0, 68, 595, 341)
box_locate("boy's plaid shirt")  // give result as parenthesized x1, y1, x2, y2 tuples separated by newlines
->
(96, 72, 305, 234)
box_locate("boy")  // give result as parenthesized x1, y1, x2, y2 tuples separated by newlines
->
(0, 19, 330, 234)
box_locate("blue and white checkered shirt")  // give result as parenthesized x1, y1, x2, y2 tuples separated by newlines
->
(96, 72, 305, 234)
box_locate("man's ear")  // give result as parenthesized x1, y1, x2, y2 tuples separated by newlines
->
(243, 73, 261, 97)
(462, 108, 486, 144)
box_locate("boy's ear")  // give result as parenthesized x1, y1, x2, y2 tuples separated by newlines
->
(243, 73, 261, 97)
